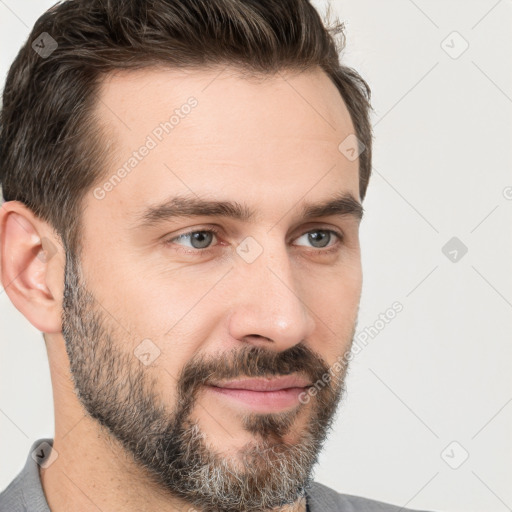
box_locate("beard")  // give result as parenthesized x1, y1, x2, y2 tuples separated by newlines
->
(61, 250, 354, 512)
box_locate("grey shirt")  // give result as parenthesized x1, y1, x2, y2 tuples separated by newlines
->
(0, 438, 436, 512)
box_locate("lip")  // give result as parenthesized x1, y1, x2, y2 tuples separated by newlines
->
(209, 375, 312, 392)
(205, 375, 312, 412)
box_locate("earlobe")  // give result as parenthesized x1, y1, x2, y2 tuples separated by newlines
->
(0, 201, 63, 334)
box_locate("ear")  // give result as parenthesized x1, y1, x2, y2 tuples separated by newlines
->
(0, 201, 64, 333)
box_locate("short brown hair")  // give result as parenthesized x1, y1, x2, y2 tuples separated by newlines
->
(0, 0, 372, 258)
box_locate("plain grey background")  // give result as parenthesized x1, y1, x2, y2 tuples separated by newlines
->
(1, 1, 511, 511)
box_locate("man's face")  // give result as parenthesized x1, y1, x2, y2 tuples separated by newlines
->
(61, 66, 362, 511)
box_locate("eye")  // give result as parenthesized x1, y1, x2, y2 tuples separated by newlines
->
(168, 230, 218, 249)
(294, 229, 341, 249)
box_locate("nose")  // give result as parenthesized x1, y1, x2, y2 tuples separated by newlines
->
(227, 248, 316, 352)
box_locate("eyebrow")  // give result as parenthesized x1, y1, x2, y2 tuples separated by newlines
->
(131, 192, 363, 230)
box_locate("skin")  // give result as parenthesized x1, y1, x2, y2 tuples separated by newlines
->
(0, 65, 363, 512)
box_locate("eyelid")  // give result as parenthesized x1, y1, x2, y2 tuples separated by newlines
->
(163, 225, 222, 248)
(163, 225, 344, 255)
(293, 224, 344, 240)
(164, 224, 343, 240)
(292, 229, 343, 249)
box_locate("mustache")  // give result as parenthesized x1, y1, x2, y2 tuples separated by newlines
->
(176, 342, 330, 403)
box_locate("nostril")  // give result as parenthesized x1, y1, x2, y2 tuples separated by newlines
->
(249, 334, 271, 340)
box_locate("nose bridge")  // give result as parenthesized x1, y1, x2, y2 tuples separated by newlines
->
(228, 237, 316, 349)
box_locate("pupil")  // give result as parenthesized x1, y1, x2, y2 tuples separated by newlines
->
(308, 231, 330, 248)
(191, 231, 213, 249)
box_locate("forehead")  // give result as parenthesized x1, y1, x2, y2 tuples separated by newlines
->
(87, 66, 359, 225)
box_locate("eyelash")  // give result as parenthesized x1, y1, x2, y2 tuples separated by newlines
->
(163, 226, 344, 256)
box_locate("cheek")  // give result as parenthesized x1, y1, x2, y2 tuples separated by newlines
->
(94, 260, 219, 338)
(308, 255, 362, 304)
(121, 276, 226, 365)
(303, 262, 362, 342)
